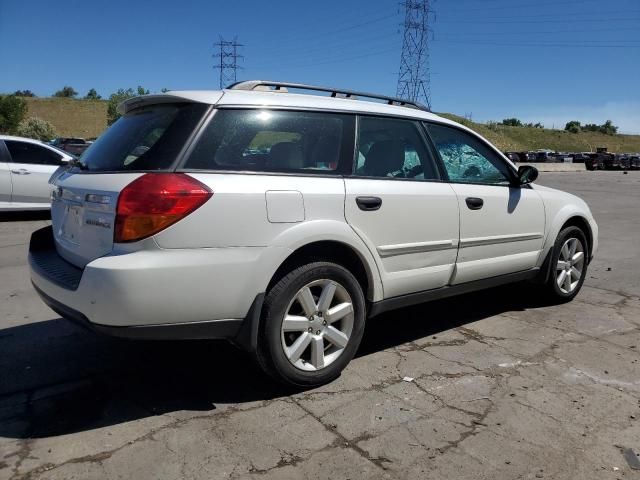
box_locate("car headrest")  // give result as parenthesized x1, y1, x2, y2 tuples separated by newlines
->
(267, 142, 304, 170)
(364, 140, 405, 177)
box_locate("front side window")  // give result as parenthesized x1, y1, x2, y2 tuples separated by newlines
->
(184, 109, 353, 174)
(355, 116, 440, 180)
(425, 123, 513, 185)
(5, 141, 63, 166)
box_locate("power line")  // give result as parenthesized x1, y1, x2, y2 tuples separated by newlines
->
(437, 16, 640, 24)
(397, 0, 433, 110)
(247, 46, 399, 71)
(435, 26, 639, 35)
(442, 0, 604, 11)
(438, 10, 640, 20)
(213, 37, 243, 89)
(248, 32, 401, 68)
(253, 8, 400, 49)
(434, 39, 640, 48)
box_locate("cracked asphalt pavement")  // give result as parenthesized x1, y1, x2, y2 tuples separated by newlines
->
(1, 171, 639, 479)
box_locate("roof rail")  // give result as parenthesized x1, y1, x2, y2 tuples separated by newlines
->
(227, 80, 429, 111)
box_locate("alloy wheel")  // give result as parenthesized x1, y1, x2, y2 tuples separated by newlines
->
(556, 237, 585, 294)
(280, 279, 354, 371)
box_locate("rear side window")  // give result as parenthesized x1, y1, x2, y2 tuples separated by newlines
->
(79, 103, 208, 172)
(5, 141, 63, 166)
(184, 109, 354, 174)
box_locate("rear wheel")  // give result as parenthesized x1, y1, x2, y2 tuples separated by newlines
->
(545, 226, 588, 301)
(256, 262, 365, 387)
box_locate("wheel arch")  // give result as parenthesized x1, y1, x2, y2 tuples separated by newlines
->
(234, 237, 380, 354)
(559, 216, 593, 259)
(266, 240, 376, 303)
(539, 213, 594, 284)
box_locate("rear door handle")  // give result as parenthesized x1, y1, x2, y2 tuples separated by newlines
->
(465, 197, 484, 210)
(11, 168, 31, 175)
(356, 196, 382, 211)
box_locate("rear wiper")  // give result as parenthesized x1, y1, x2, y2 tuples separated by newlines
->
(68, 158, 89, 170)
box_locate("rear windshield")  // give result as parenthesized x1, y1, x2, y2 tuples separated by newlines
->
(183, 109, 354, 174)
(79, 103, 208, 172)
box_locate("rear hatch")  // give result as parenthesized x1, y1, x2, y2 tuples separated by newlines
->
(50, 100, 210, 268)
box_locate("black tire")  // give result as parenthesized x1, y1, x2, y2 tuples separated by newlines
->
(545, 226, 588, 302)
(256, 262, 366, 387)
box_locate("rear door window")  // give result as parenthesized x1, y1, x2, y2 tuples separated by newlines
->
(184, 109, 355, 174)
(78, 103, 208, 172)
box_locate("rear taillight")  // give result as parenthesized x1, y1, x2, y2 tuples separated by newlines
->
(115, 173, 212, 243)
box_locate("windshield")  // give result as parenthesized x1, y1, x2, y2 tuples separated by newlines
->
(78, 103, 208, 172)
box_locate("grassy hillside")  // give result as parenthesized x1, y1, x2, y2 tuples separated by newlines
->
(15, 98, 640, 153)
(24, 97, 107, 138)
(439, 113, 640, 153)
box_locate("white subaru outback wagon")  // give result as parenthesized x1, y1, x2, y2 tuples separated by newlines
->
(29, 81, 598, 387)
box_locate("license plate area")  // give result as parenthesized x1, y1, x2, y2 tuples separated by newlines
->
(60, 203, 83, 245)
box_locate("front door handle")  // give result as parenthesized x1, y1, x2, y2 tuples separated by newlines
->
(356, 196, 382, 211)
(11, 168, 31, 175)
(465, 197, 484, 210)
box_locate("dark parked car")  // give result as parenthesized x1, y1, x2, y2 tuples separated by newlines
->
(49, 137, 91, 156)
(504, 152, 520, 163)
(534, 151, 555, 162)
(617, 154, 631, 170)
(584, 153, 600, 170)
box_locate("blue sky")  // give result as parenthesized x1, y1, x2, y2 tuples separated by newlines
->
(1, 0, 639, 132)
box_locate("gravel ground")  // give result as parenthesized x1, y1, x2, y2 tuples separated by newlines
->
(1, 171, 639, 480)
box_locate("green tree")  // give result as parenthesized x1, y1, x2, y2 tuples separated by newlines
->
(53, 86, 78, 98)
(84, 88, 102, 100)
(13, 89, 36, 97)
(565, 121, 582, 134)
(501, 118, 523, 127)
(16, 117, 57, 141)
(599, 120, 618, 135)
(106, 86, 150, 125)
(0, 95, 28, 134)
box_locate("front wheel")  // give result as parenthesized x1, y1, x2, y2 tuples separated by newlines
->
(545, 226, 588, 301)
(256, 262, 366, 387)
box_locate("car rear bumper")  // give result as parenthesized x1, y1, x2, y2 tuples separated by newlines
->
(29, 226, 268, 340)
(31, 281, 248, 340)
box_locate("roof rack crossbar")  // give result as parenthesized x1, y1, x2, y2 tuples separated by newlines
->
(227, 80, 429, 111)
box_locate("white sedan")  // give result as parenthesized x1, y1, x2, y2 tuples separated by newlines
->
(0, 135, 74, 211)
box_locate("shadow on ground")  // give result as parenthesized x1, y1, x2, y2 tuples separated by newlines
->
(0, 211, 51, 222)
(0, 282, 554, 439)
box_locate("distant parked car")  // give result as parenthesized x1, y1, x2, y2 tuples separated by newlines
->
(602, 153, 618, 170)
(535, 151, 554, 162)
(1, 135, 74, 211)
(49, 137, 91, 157)
(629, 155, 640, 170)
(617, 154, 631, 170)
(571, 153, 589, 163)
(584, 153, 599, 170)
(504, 152, 519, 163)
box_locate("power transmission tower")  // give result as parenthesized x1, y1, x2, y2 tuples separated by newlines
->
(213, 37, 243, 89)
(396, 0, 433, 110)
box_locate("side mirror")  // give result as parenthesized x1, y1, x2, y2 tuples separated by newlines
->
(517, 165, 538, 185)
